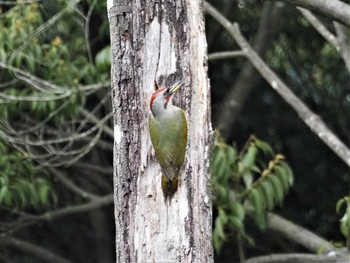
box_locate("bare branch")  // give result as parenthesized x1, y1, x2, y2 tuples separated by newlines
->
(213, 1, 285, 140)
(334, 22, 350, 72)
(298, 8, 338, 47)
(72, 161, 113, 175)
(80, 108, 114, 139)
(245, 253, 349, 263)
(0, 61, 110, 103)
(1, 194, 113, 234)
(205, 2, 350, 167)
(267, 0, 350, 26)
(298, 8, 350, 73)
(84, 0, 97, 64)
(0, 0, 41, 4)
(0, 236, 72, 263)
(208, 50, 246, 61)
(266, 213, 334, 253)
(0, 112, 112, 146)
(49, 167, 99, 200)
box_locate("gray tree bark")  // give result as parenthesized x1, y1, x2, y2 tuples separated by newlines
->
(108, 0, 213, 262)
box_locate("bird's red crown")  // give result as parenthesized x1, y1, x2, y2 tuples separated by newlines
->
(150, 88, 166, 109)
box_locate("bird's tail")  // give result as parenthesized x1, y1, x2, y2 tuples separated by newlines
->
(161, 175, 178, 201)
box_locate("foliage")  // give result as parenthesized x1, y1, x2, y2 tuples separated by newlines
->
(0, 139, 56, 210)
(212, 133, 294, 252)
(336, 195, 350, 247)
(0, 1, 110, 212)
(0, 2, 100, 121)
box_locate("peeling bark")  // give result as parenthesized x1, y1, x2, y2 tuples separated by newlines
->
(108, 0, 213, 262)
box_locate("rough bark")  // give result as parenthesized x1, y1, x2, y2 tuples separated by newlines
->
(108, 0, 213, 262)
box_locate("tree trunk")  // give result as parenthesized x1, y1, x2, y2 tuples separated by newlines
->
(108, 0, 213, 262)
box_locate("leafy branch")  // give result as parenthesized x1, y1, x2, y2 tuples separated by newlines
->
(212, 133, 294, 253)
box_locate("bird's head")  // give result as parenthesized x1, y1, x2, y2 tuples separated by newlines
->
(150, 80, 183, 116)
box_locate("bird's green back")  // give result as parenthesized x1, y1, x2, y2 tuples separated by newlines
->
(149, 109, 187, 170)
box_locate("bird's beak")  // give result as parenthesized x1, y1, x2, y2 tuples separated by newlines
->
(168, 80, 184, 95)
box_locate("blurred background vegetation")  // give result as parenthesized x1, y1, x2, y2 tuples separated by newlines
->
(0, 0, 349, 262)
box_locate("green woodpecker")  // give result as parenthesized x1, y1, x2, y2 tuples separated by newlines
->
(148, 80, 188, 199)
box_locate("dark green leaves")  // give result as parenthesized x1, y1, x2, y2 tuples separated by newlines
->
(212, 133, 294, 251)
(0, 147, 56, 210)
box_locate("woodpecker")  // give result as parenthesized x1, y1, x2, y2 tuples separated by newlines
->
(148, 80, 188, 199)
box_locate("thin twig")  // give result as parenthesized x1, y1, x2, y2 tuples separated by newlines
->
(49, 167, 99, 200)
(244, 253, 348, 263)
(298, 8, 338, 47)
(208, 50, 246, 61)
(80, 108, 114, 139)
(85, 0, 97, 64)
(333, 22, 350, 73)
(2, 194, 113, 234)
(266, 0, 350, 26)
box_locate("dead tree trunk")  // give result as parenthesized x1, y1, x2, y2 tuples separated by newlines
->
(108, 0, 213, 262)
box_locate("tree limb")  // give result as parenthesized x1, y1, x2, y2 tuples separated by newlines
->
(205, 2, 350, 168)
(333, 22, 350, 72)
(245, 253, 349, 263)
(1, 194, 113, 234)
(298, 8, 338, 47)
(49, 167, 100, 200)
(297, 8, 350, 73)
(213, 1, 285, 140)
(80, 108, 114, 139)
(208, 50, 246, 61)
(267, 0, 350, 26)
(266, 213, 334, 253)
(0, 236, 73, 263)
(72, 161, 113, 175)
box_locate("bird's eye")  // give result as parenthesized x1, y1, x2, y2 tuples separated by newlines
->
(163, 89, 170, 96)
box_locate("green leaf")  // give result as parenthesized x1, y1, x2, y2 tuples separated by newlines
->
(336, 198, 347, 214)
(269, 174, 284, 205)
(225, 146, 236, 166)
(38, 183, 50, 206)
(229, 216, 244, 233)
(0, 186, 9, 204)
(215, 209, 228, 239)
(231, 201, 245, 221)
(216, 185, 228, 202)
(280, 162, 294, 186)
(95, 45, 111, 72)
(249, 188, 267, 229)
(255, 139, 274, 156)
(249, 188, 263, 214)
(260, 180, 274, 211)
(241, 145, 257, 170)
(213, 229, 224, 253)
(340, 209, 350, 238)
(242, 172, 253, 188)
(275, 165, 292, 194)
(212, 148, 226, 179)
